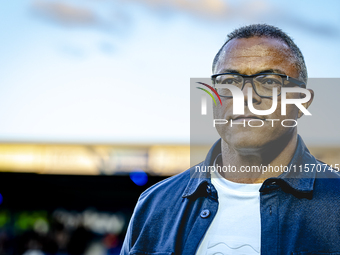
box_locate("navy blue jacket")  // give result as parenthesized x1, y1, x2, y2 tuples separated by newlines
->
(121, 136, 340, 255)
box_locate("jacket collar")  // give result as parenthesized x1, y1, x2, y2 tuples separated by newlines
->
(182, 139, 221, 198)
(182, 135, 316, 198)
(259, 135, 317, 193)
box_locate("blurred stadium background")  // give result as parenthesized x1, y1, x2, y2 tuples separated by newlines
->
(0, 0, 340, 254)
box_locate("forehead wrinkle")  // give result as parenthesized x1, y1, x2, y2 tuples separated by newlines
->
(227, 45, 292, 58)
(215, 39, 297, 76)
(227, 55, 282, 58)
(220, 37, 294, 59)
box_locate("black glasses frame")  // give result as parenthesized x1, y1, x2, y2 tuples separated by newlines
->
(211, 72, 306, 98)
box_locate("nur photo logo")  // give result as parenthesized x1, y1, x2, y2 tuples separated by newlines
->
(196, 81, 312, 128)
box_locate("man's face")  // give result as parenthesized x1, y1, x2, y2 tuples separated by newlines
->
(213, 36, 310, 150)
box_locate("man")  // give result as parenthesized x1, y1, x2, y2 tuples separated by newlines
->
(120, 24, 340, 255)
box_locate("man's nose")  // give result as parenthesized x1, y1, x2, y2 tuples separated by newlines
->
(242, 80, 262, 105)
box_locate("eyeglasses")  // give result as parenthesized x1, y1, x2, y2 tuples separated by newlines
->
(211, 72, 306, 98)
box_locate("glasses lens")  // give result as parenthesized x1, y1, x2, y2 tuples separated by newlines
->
(214, 74, 243, 97)
(213, 73, 284, 97)
(254, 74, 283, 96)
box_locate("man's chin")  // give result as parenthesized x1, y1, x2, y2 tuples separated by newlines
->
(222, 129, 273, 150)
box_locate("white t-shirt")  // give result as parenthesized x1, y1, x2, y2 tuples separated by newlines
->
(195, 156, 262, 255)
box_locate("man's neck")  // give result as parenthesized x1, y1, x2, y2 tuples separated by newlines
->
(220, 130, 298, 184)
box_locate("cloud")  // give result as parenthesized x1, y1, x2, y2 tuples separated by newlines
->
(30, 0, 339, 38)
(127, 0, 230, 19)
(32, 0, 97, 25)
(171, 0, 228, 18)
(129, 0, 339, 37)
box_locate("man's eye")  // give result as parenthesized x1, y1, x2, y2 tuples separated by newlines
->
(222, 78, 239, 84)
(260, 79, 281, 85)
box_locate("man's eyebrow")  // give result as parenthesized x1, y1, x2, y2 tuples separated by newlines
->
(215, 69, 286, 75)
(217, 69, 240, 74)
(259, 69, 286, 75)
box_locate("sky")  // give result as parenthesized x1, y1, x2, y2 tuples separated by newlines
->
(0, 0, 340, 145)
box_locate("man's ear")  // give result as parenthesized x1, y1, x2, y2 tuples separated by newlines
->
(298, 89, 314, 118)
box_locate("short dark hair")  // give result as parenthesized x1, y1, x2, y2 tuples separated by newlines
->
(212, 24, 307, 83)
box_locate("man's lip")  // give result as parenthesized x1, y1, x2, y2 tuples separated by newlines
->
(231, 115, 264, 120)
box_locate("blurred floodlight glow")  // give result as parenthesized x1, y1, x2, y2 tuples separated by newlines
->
(130, 171, 148, 186)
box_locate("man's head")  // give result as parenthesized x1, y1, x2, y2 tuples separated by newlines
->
(212, 24, 313, 150)
(213, 24, 308, 84)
